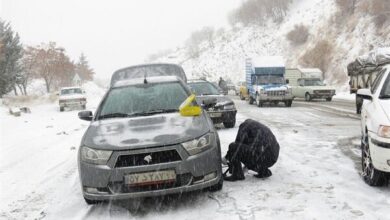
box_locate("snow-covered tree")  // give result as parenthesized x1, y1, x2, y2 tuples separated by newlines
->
(0, 20, 23, 97)
(76, 53, 94, 81)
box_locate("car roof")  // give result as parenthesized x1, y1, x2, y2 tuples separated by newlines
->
(187, 79, 209, 83)
(112, 76, 182, 88)
(60, 87, 82, 90)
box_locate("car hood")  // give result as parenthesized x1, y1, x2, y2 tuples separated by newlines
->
(59, 94, 85, 100)
(82, 113, 210, 150)
(259, 84, 289, 91)
(379, 99, 390, 122)
(195, 95, 234, 106)
(305, 86, 336, 90)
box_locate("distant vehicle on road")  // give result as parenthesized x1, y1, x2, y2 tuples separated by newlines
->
(358, 64, 390, 186)
(286, 68, 336, 101)
(77, 67, 223, 205)
(58, 87, 86, 112)
(348, 48, 390, 113)
(188, 79, 237, 128)
(245, 56, 293, 107)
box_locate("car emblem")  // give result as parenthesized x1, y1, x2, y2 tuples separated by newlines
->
(144, 155, 152, 164)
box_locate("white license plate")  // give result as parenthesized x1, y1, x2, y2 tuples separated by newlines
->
(209, 112, 222, 118)
(124, 170, 176, 186)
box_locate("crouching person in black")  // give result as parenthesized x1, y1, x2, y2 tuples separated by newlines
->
(223, 119, 280, 181)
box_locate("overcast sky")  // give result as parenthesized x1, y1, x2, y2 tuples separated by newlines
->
(0, 0, 240, 79)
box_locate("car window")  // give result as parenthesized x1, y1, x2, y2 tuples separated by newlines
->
(188, 82, 220, 96)
(61, 88, 82, 95)
(304, 79, 324, 86)
(371, 69, 385, 94)
(380, 73, 390, 98)
(99, 82, 188, 118)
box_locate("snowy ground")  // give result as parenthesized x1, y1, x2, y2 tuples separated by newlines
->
(1, 87, 390, 220)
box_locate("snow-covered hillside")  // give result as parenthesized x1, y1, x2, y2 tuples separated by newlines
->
(154, 0, 390, 90)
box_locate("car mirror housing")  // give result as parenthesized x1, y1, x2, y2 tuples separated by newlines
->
(357, 88, 373, 100)
(78, 111, 93, 121)
(179, 94, 202, 117)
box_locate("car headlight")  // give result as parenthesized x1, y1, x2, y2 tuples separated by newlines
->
(81, 146, 112, 165)
(224, 104, 235, 110)
(378, 125, 390, 138)
(182, 133, 214, 155)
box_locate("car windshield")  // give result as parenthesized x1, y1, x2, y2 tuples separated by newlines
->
(380, 74, 390, 98)
(98, 82, 188, 119)
(61, 88, 82, 95)
(257, 75, 284, 85)
(188, 82, 221, 96)
(304, 79, 325, 86)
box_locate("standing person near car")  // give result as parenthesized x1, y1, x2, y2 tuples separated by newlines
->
(223, 119, 280, 181)
(218, 77, 228, 94)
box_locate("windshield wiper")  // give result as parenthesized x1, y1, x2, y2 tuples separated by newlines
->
(140, 109, 179, 115)
(98, 112, 132, 120)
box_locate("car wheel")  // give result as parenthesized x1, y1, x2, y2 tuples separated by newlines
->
(249, 96, 254, 104)
(305, 93, 312, 102)
(326, 97, 332, 102)
(361, 134, 388, 186)
(284, 100, 292, 107)
(239, 93, 245, 100)
(223, 120, 236, 128)
(60, 107, 64, 112)
(84, 197, 103, 205)
(208, 177, 223, 192)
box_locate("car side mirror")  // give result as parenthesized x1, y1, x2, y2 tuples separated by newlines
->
(78, 111, 93, 121)
(286, 79, 290, 84)
(357, 88, 373, 101)
(179, 94, 202, 117)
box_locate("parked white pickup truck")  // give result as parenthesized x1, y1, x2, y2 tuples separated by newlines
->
(358, 64, 390, 186)
(286, 68, 336, 101)
(58, 87, 87, 112)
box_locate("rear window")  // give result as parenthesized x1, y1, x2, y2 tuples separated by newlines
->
(188, 82, 220, 96)
(61, 88, 82, 95)
(99, 82, 188, 117)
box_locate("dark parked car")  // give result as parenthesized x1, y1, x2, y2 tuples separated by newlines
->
(188, 79, 237, 128)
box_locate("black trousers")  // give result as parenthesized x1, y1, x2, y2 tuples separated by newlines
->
(225, 142, 276, 174)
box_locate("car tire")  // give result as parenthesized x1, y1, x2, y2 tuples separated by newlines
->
(239, 93, 245, 100)
(224, 120, 236, 128)
(361, 134, 388, 186)
(284, 100, 292, 107)
(208, 177, 223, 192)
(305, 93, 312, 102)
(249, 96, 254, 104)
(60, 107, 64, 112)
(84, 197, 103, 205)
(326, 97, 332, 102)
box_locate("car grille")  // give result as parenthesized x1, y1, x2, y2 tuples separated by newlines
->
(314, 90, 332, 95)
(109, 173, 192, 193)
(266, 90, 286, 96)
(115, 150, 182, 168)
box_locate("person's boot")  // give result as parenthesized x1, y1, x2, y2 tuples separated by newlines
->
(224, 162, 245, 181)
(254, 168, 272, 178)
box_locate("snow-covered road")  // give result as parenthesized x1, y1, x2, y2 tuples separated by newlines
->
(1, 91, 390, 220)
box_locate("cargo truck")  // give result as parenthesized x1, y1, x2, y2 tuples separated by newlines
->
(245, 57, 293, 107)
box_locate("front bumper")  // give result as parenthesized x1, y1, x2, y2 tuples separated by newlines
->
(207, 110, 237, 124)
(259, 94, 293, 102)
(59, 100, 86, 107)
(369, 132, 390, 172)
(79, 142, 222, 201)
